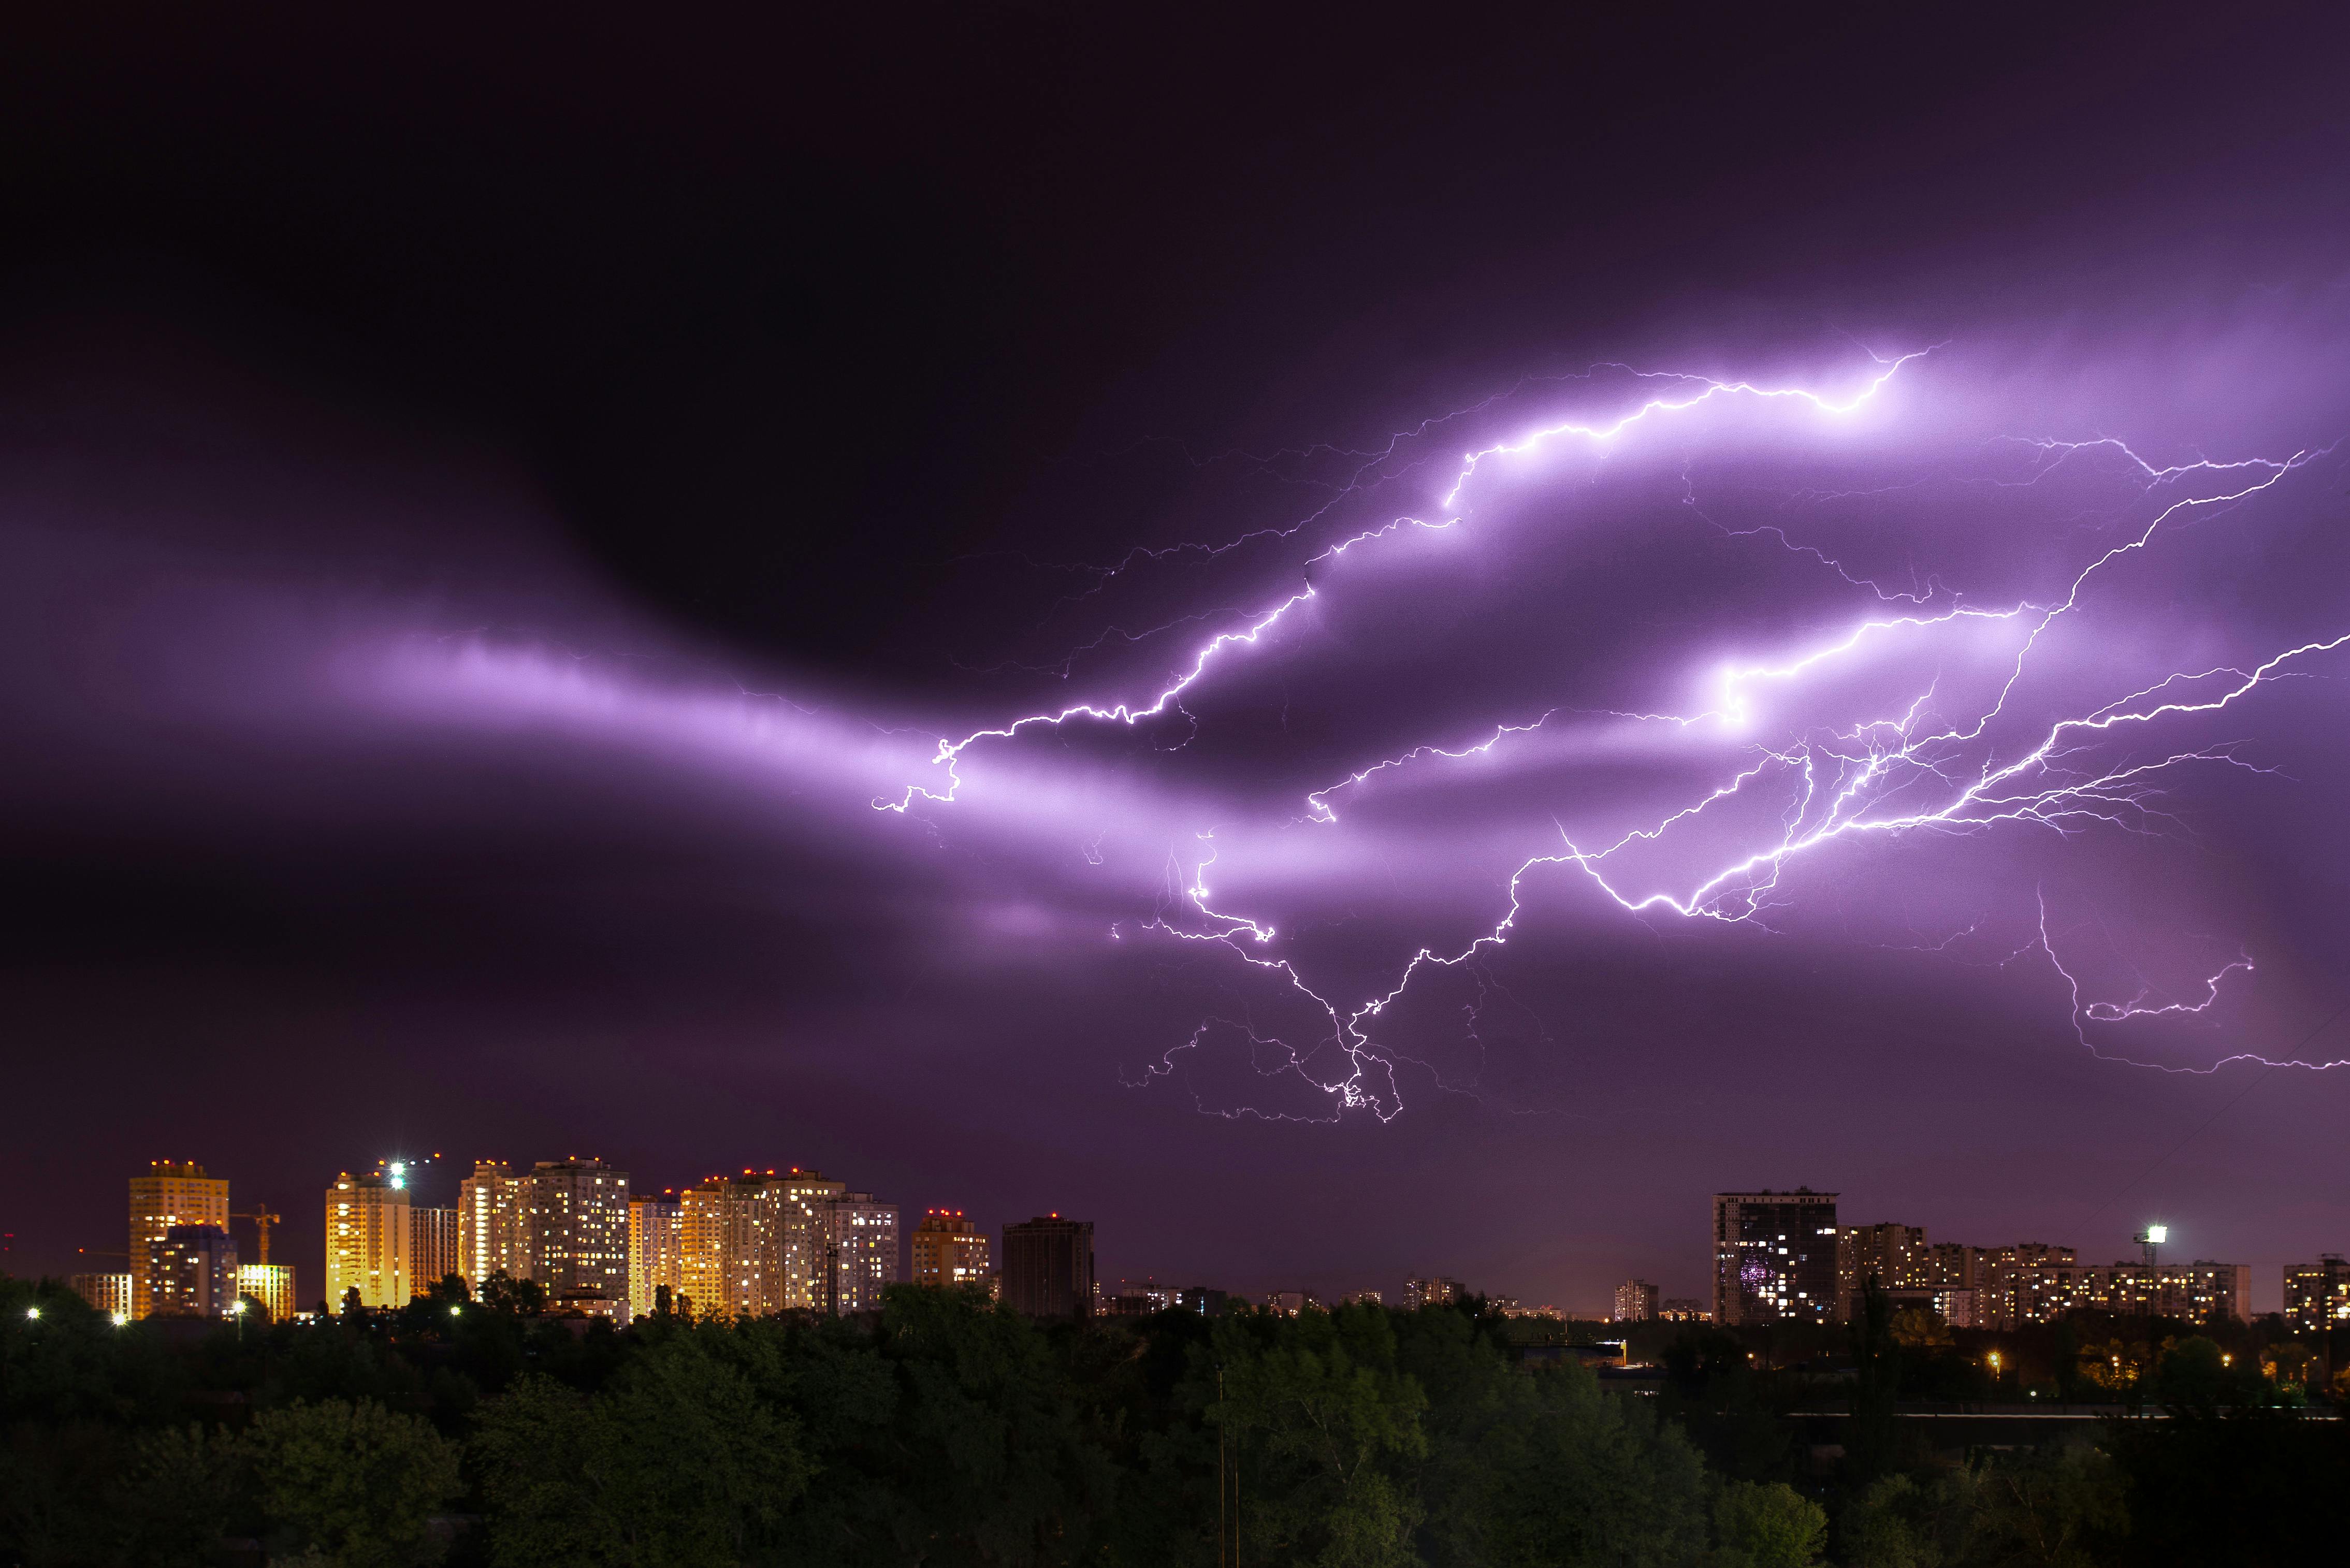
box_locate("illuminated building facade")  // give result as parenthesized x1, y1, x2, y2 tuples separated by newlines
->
(911, 1210, 991, 1293)
(523, 1158, 631, 1320)
(628, 1194, 685, 1317)
(128, 1160, 229, 1319)
(1711, 1190, 1839, 1326)
(2284, 1256, 2350, 1332)
(1836, 1223, 1926, 1318)
(822, 1192, 899, 1314)
(1972, 1244, 2081, 1328)
(68, 1272, 133, 1319)
(773, 1172, 846, 1310)
(1614, 1279, 1659, 1322)
(459, 1161, 527, 1288)
(679, 1175, 782, 1318)
(1403, 1275, 1467, 1309)
(410, 1207, 460, 1296)
(238, 1262, 297, 1322)
(149, 1223, 238, 1317)
(1978, 1251, 2246, 1326)
(1658, 1298, 1711, 1322)
(325, 1171, 410, 1309)
(1002, 1215, 1094, 1320)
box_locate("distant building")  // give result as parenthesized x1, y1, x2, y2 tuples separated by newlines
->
(1919, 1241, 1977, 1291)
(459, 1162, 527, 1288)
(1658, 1298, 1710, 1322)
(149, 1223, 238, 1318)
(238, 1263, 297, 1323)
(2284, 1256, 2350, 1333)
(773, 1173, 847, 1310)
(1614, 1279, 1659, 1323)
(911, 1210, 992, 1293)
(1971, 1244, 2080, 1328)
(1404, 1275, 1467, 1309)
(410, 1207, 460, 1296)
(1712, 1190, 1838, 1326)
(1836, 1223, 1926, 1319)
(524, 1158, 631, 1321)
(128, 1161, 229, 1320)
(1180, 1286, 1230, 1316)
(823, 1192, 899, 1314)
(679, 1175, 774, 1317)
(1002, 1215, 1094, 1320)
(1337, 1289, 1383, 1308)
(1266, 1289, 1320, 1315)
(68, 1272, 133, 1319)
(326, 1172, 410, 1309)
(628, 1194, 685, 1317)
(1974, 1247, 2246, 1327)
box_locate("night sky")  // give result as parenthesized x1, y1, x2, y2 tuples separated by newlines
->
(6, 4, 2350, 1314)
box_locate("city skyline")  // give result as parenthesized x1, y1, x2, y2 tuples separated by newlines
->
(6, 5, 2350, 1344)
(49, 1148, 2343, 1324)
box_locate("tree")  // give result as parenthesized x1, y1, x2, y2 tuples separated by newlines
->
(1713, 1480, 1825, 1568)
(1212, 1305, 1427, 1567)
(1839, 1474, 1946, 1568)
(473, 1335, 807, 1567)
(476, 1271, 545, 1316)
(871, 1283, 1116, 1565)
(245, 1397, 462, 1568)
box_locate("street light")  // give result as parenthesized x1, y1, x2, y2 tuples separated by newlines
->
(23, 1306, 38, 1321)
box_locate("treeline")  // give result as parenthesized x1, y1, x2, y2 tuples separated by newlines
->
(1, 1273, 2342, 1567)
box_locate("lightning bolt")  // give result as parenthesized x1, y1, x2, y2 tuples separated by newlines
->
(878, 347, 2346, 1116)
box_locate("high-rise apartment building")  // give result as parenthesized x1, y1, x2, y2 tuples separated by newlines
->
(911, 1210, 991, 1293)
(772, 1172, 846, 1310)
(1403, 1275, 1468, 1309)
(128, 1161, 229, 1319)
(149, 1224, 238, 1317)
(666, 1169, 893, 1320)
(411, 1207, 460, 1296)
(680, 1175, 784, 1318)
(1972, 1244, 2080, 1329)
(459, 1161, 527, 1287)
(68, 1272, 133, 1319)
(522, 1158, 631, 1320)
(1002, 1215, 1094, 1320)
(629, 1194, 685, 1318)
(325, 1171, 410, 1309)
(822, 1192, 899, 1315)
(2284, 1256, 2350, 1333)
(1712, 1190, 1839, 1326)
(1614, 1279, 1659, 1322)
(1836, 1223, 1927, 1319)
(238, 1264, 297, 1323)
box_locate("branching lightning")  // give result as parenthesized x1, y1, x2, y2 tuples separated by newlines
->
(878, 347, 2348, 1116)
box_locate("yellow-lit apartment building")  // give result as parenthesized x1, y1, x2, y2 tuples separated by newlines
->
(324, 1171, 410, 1308)
(128, 1161, 229, 1319)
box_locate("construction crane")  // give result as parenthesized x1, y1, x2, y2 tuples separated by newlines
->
(233, 1207, 283, 1265)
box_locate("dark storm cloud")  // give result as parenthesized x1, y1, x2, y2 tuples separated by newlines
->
(5, 4, 2350, 1311)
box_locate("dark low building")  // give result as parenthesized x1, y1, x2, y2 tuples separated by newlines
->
(1178, 1286, 1229, 1317)
(1002, 1215, 1094, 1320)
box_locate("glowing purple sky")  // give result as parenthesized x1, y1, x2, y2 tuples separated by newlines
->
(5, 6, 2349, 1313)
